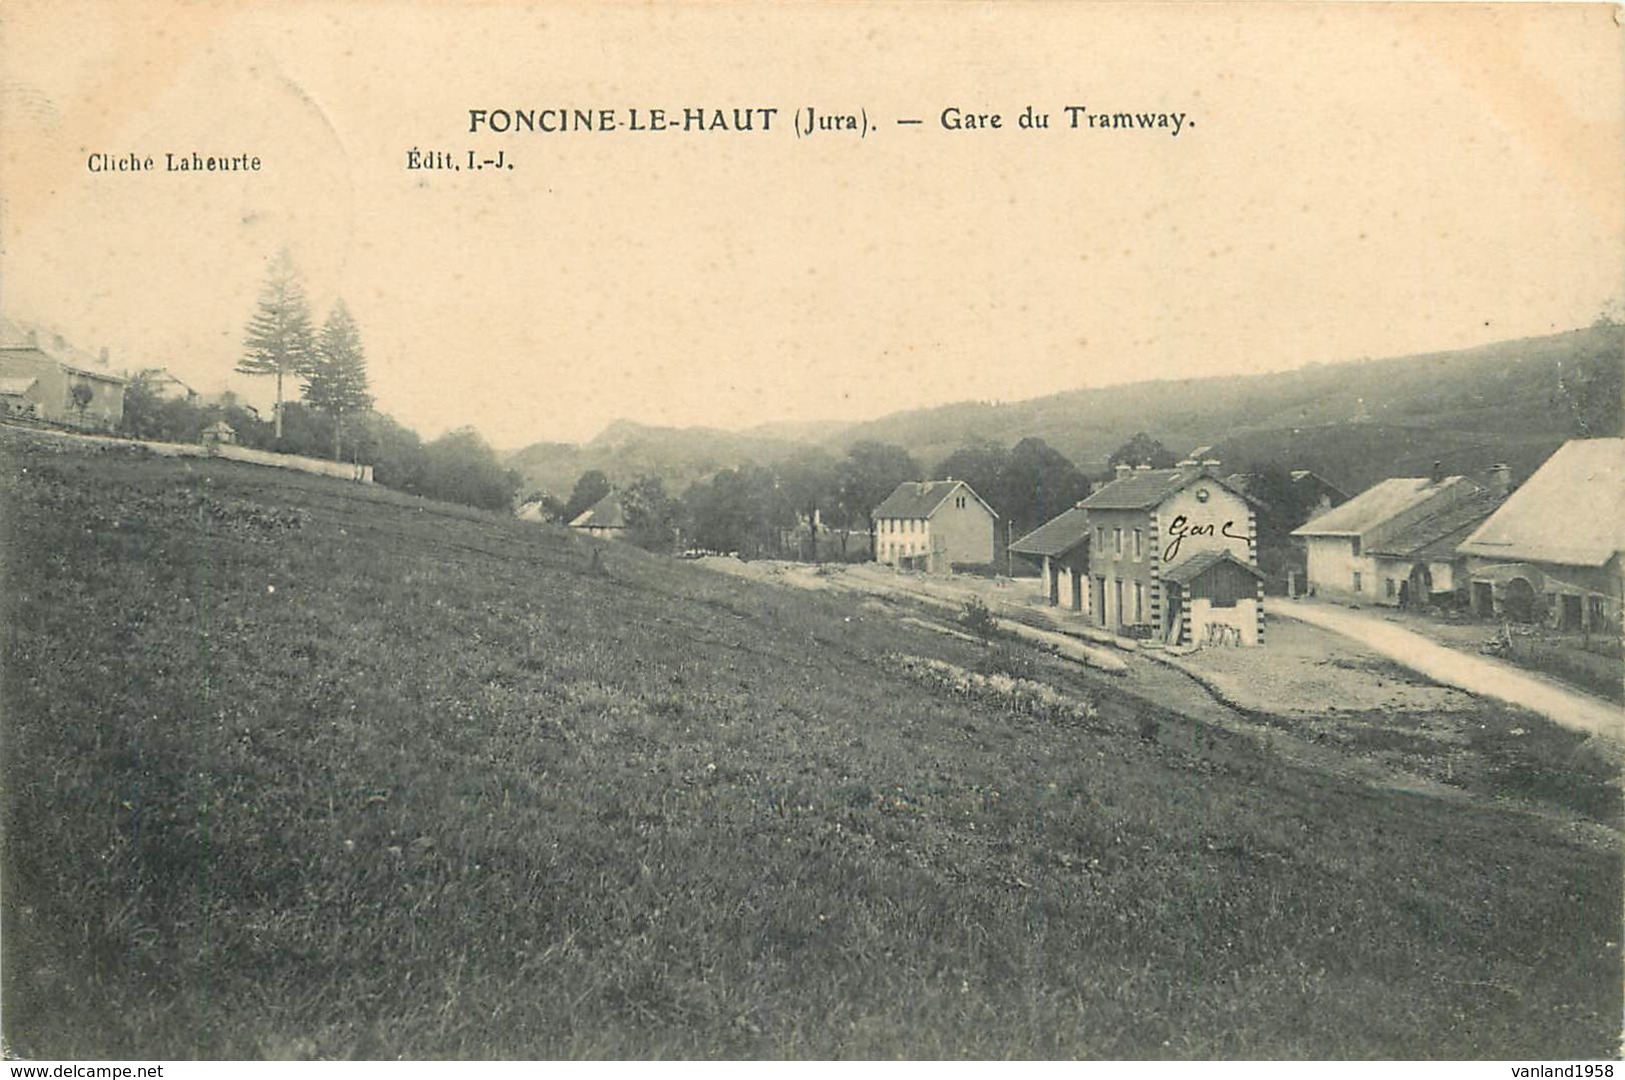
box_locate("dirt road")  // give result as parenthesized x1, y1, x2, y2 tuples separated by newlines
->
(1274, 600, 1623, 742)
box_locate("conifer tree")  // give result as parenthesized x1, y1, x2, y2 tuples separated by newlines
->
(305, 300, 374, 461)
(237, 249, 317, 440)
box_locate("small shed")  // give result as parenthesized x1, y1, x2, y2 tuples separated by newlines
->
(1162, 548, 1266, 647)
(202, 420, 238, 446)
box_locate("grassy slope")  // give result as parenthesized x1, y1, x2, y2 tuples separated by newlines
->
(2, 431, 1619, 1059)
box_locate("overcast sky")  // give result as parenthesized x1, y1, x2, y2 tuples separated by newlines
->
(4, 2, 1621, 448)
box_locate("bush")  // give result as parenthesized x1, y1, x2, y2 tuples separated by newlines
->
(957, 597, 999, 639)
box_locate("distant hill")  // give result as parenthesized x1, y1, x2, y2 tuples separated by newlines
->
(510, 324, 1623, 496)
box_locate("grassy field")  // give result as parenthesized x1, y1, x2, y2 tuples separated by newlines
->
(2, 429, 1620, 1059)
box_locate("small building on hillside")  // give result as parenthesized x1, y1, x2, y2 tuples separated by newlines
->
(1458, 439, 1623, 631)
(1076, 464, 1262, 645)
(201, 420, 238, 446)
(1292, 468, 1500, 607)
(1223, 468, 1350, 521)
(1009, 507, 1092, 613)
(0, 345, 127, 431)
(135, 367, 198, 402)
(872, 479, 997, 574)
(1291, 470, 1350, 521)
(569, 491, 628, 539)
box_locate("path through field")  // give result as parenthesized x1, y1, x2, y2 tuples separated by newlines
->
(1274, 600, 1623, 742)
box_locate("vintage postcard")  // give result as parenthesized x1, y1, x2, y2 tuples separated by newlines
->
(2, 0, 1621, 1065)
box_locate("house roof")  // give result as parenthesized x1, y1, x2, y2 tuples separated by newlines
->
(569, 491, 627, 530)
(0, 376, 38, 397)
(1292, 475, 1471, 538)
(1162, 548, 1264, 586)
(1458, 438, 1625, 567)
(203, 420, 236, 434)
(0, 346, 128, 385)
(872, 479, 993, 520)
(1369, 489, 1504, 561)
(1009, 506, 1091, 558)
(1291, 470, 1349, 499)
(1078, 467, 1249, 512)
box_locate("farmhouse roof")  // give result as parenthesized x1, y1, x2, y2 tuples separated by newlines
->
(1162, 548, 1264, 586)
(872, 479, 994, 520)
(203, 420, 236, 434)
(0, 346, 128, 385)
(1078, 467, 1249, 512)
(569, 491, 627, 530)
(1009, 506, 1091, 558)
(1457, 438, 1625, 567)
(0, 376, 39, 396)
(1292, 475, 1471, 538)
(1368, 488, 1504, 561)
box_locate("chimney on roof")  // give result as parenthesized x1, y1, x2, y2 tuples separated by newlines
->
(1114, 463, 1133, 480)
(25, 330, 37, 348)
(98, 347, 109, 367)
(52, 334, 65, 350)
(1490, 463, 1511, 496)
(1430, 461, 1444, 484)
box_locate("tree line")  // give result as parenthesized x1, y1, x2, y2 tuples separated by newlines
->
(120, 250, 520, 512)
(539, 435, 1099, 559)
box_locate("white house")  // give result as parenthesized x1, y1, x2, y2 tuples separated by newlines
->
(872, 479, 998, 574)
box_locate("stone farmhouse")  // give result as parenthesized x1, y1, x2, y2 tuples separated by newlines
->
(1458, 438, 1623, 632)
(0, 337, 128, 432)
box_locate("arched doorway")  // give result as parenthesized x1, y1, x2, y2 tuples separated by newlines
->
(1502, 577, 1538, 623)
(1406, 563, 1432, 608)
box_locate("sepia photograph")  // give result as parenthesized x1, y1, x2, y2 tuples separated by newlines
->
(1, 0, 1621, 1064)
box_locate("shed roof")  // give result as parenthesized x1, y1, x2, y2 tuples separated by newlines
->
(1009, 506, 1091, 558)
(1292, 476, 1470, 538)
(569, 491, 627, 530)
(1078, 467, 1249, 512)
(0, 376, 38, 397)
(1458, 438, 1625, 567)
(872, 479, 993, 521)
(1162, 548, 1264, 586)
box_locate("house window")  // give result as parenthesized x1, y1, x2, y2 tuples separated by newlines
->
(1134, 582, 1144, 622)
(1385, 579, 1396, 599)
(1352, 571, 1362, 593)
(1114, 528, 1123, 557)
(1096, 526, 1104, 551)
(1351, 537, 1361, 557)
(1133, 528, 1143, 561)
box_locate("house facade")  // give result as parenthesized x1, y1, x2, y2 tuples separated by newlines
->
(1458, 439, 1623, 632)
(1292, 471, 1497, 607)
(1009, 506, 1091, 614)
(872, 480, 997, 574)
(1077, 464, 1262, 646)
(0, 346, 127, 431)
